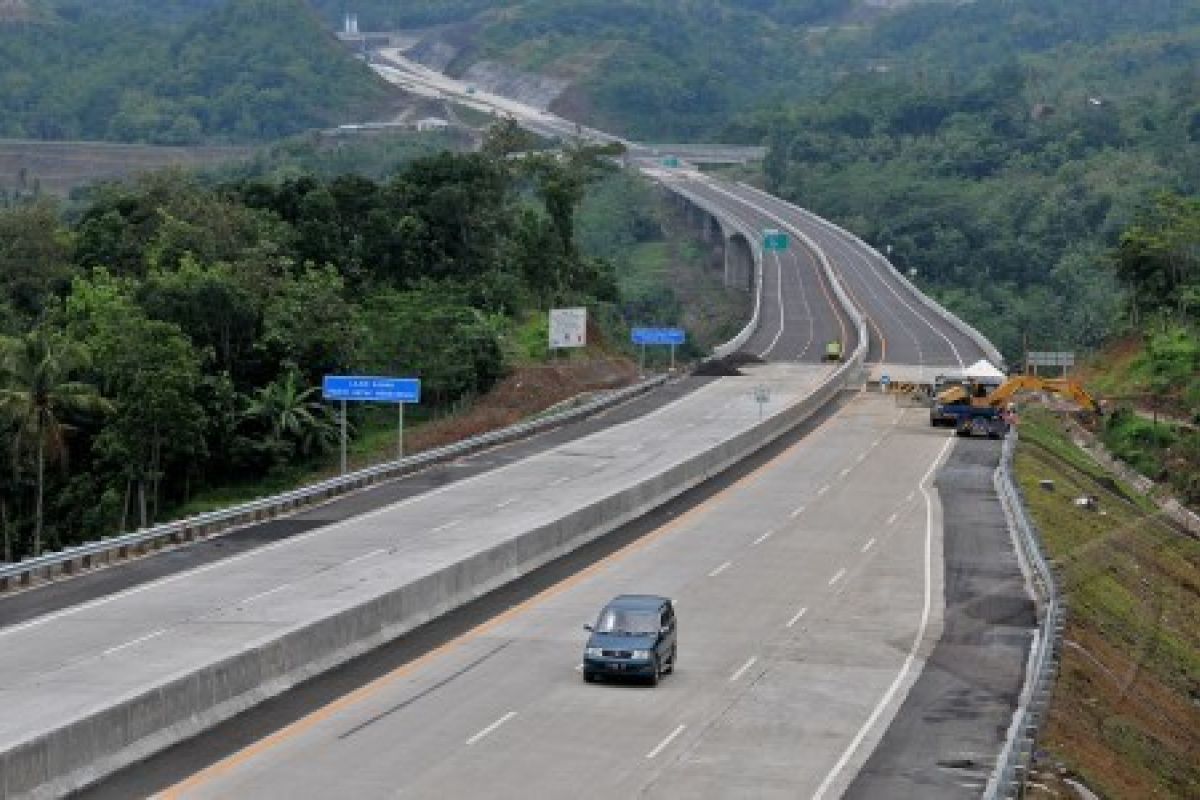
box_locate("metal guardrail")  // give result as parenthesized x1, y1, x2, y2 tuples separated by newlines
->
(986, 431, 1066, 798)
(0, 375, 669, 592)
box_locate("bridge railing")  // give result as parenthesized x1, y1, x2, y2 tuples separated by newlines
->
(986, 431, 1066, 798)
(0, 375, 668, 593)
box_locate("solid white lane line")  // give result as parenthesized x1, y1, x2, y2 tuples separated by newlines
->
(708, 561, 732, 577)
(812, 435, 955, 800)
(646, 724, 687, 759)
(887, 512, 899, 526)
(828, 568, 846, 586)
(753, 530, 774, 545)
(817, 485, 830, 496)
(729, 656, 758, 682)
(466, 711, 517, 745)
(343, 548, 387, 567)
(431, 519, 462, 533)
(786, 607, 808, 628)
(840, 467, 851, 478)
(496, 497, 518, 509)
(103, 629, 166, 656)
(861, 538, 877, 553)
(790, 505, 805, 518)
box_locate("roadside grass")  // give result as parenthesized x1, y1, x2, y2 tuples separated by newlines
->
(1016, 407, 1200, 799)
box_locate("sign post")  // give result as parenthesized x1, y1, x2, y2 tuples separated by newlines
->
(631, 327, 686, 372)
(323, 376, 422, 474)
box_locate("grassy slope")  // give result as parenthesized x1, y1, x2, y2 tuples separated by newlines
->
(1015, 407, 1200, 798)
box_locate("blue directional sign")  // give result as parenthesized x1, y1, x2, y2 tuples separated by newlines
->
(323, 376, 421, 403)
(631, 327, 686, 346)
(763, 229, 789, 251)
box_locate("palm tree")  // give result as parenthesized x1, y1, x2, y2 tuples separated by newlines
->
(243, 369, 338, 459)
(0, 330, 109, 557)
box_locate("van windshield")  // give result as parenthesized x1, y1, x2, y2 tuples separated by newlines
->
(594, 609, 660, 635)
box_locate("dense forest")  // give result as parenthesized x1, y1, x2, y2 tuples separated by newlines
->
(0, 138, 625, 560)
(0, 0, 394, 143)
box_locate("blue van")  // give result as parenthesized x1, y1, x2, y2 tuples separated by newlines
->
(582, 595, 677, 685)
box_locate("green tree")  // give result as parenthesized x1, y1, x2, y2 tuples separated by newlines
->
(0, 329, 108, 556)
(241, 368, 337, 461)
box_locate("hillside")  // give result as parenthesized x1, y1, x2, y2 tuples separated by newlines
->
(0, 0, 396, 143)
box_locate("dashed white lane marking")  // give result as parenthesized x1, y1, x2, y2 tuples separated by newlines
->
(343, 548, 387, 567)
(887, 512, 899, 526)
(496, 497, 518, 509)
(861, 538, 877, 553)
(646, 724, 687, 759)
(431, 519, 462, 533)
(103, 628, 166, 656)
(708, 561, 732, 577)
(906, 490, 916, 502)
(873, 438, 883, 447)
(856, 453, 867, 463)
(829, 568, 846, 586)
(817, 485, 830, 496)
(730, 656, 758, 682)
(839, 467, 851, 477)
(466, 711, 517, 745)
(550, 476, 571, 486)
(786, 607, 808, 628)
(575, 664, 583, 672)
(812, 436, 955, 800)
(753, 530, 774, 545)
(790, 505, 805, 518)
(240, 583, 292, 603)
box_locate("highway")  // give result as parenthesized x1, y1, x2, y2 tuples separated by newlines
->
(668, 176, 994, 374)
(0, 49, 1032, 800)
(102, 393, 951, 800)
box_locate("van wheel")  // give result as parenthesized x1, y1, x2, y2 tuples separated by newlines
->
(648, 658, 661, 687)
(663, 646, 676, 675)
(583, 671, 597, 684)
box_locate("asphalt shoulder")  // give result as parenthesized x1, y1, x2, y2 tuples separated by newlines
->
(844, 437, 1036, 799)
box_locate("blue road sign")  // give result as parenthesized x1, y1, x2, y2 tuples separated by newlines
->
(631, 327, 686, 346)
(323, 376, 421, 403)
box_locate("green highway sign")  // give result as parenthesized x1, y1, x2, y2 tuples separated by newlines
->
(763, 229, 789, 251)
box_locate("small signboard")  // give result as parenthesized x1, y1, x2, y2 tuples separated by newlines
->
(323, 376, 421, 403)
(1027, 351, 1075, 368)
(662, 156, 681, 168)
(631, 327, 686, 346)
(763, 229, 789, 251)
(549, 307, 587, 349)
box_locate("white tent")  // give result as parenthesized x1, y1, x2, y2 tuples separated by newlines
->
(964, 359, 1005, 382)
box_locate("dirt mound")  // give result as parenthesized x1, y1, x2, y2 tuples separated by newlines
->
(692, 357, 744, 377)
(406, 357, 639, 452)
(724, 351, 766, 367)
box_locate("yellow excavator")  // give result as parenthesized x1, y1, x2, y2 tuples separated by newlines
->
(932, 375, 1101, 437)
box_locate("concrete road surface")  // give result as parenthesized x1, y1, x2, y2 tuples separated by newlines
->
(140, 393, 952, 800)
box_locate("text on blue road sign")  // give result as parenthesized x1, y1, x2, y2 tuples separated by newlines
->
(323, 376, 421, 403)
(631, 327, 686, 346)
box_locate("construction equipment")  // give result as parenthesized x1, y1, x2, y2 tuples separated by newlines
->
(931, 375, 1100, 437)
